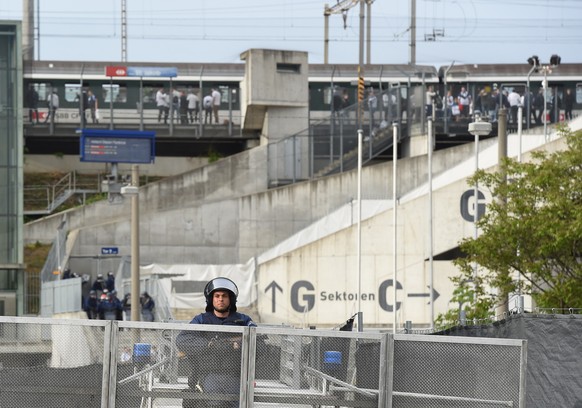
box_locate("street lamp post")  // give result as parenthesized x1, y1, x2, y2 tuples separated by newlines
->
(468, 116, 492, 309)
(121, 165, 140, 322)
(527, 54, 561, 142)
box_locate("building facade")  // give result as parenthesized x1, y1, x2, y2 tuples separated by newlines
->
(0, 21, 23, 315)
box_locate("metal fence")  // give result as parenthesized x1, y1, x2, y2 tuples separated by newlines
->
(266, 84, 429, 186)
(39, 218, 68, 283)
(0, 317, 526, 408)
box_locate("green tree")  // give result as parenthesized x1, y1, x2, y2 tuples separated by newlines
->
(440, 127, 582, 325)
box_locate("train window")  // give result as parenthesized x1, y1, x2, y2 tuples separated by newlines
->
(576, 83, 582, 104)
(102, 84, 127, 103)
(64, 84, 81, 103)
(142, 86, 158, 104)
(218, 85, 237, 104)
(32, 83, 50, 101)
(323, 87, 332, 105)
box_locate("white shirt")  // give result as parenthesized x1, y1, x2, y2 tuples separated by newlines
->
(156, 90, 168, 107)
(203, 95, 213, 109)
(211, 90, 221, 106)
(187, 93, 199, 109)
(508, 91, 521, 107)
(458, 90, 470, 106)
(49, 93, 59, 108)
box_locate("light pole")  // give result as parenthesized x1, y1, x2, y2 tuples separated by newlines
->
(121, 165, 140, 322)
(527, 54, 561, 141)
(468, 116, 492, 308)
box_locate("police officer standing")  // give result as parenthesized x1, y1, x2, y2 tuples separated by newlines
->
(176, 277, 255, 408)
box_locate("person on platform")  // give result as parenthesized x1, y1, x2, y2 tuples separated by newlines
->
(25, 84, 39, 124)
(203, 92, 213, 124)
(457, 86, 471, 119)
(45, 89, 59, 124)
(176, 277, 255, 408)
(87, 89, 98, 124)
(564, 88, 574, 121)
(187, 89, 200, 123)
(507, 88, 521, 124)
(211, 87, 221, 124)
(425, 85, 436, 119)
(533, 88, 545, 125)
(180, 91, 189, 124)
(156, 87, 169, 124)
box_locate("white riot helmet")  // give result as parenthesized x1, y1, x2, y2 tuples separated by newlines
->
(204, 277, 239, 312)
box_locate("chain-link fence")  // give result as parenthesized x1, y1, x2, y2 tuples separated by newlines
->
(0, 317, 526, 408)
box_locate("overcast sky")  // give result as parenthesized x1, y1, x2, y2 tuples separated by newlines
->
(1, 0, 579, 66)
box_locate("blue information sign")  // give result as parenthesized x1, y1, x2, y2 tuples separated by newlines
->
(127, 66, 178, 77)
(101, 247, 119, 255)
(80, 129, 156, 164)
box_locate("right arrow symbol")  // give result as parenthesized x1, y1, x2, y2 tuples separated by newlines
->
(407, 287, 440, 304)
(265, 281, 283, 313)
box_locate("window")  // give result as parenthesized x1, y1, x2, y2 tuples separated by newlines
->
(64, 83, 81, 103)
(102, 84, 127, 103)
(277, 63, 301, 74)
(31, 83, 50, 101)
(576, 83, 582, 104)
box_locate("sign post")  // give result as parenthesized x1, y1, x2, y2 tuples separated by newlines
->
(81, 129, 155, 322)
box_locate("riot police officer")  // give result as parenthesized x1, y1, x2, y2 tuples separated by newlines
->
(176, 277, 255, 407)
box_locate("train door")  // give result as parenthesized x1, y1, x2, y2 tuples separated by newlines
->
(500, 83, 527, 126)
(101, 82, 128, 126)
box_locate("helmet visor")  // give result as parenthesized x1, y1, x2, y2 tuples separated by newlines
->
(204, 277, 239, 298)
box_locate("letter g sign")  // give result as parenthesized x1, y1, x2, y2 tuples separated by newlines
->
(460, 189, 486, 222)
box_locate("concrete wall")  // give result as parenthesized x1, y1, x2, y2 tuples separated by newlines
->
(25, 155, 209, 177)
(240, 49, 309, 144)
(254, 135, 569, 328)
(23, 124, 570, 326)
(241, 49, 308, 108)
(24, 134, 484, 278)
(24, 145, 270, 273)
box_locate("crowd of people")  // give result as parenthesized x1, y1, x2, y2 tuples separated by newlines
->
(155, 86, 222, 125)
(81, 271, 156, 321)
(436, 84, 575, 125)
(24, 84, 225, 127)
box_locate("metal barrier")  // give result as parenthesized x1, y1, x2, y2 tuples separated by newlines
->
(0, 317, 526, 408)
(39, 219, 68, 284)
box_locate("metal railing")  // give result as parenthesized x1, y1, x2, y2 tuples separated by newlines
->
(24, 171, 103, 215)
(267, 85, 416, 186)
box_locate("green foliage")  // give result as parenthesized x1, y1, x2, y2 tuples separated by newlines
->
(208, 147, 222, 163)
(438, 126, 582, 324)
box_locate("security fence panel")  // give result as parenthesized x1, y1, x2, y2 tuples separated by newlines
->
(41, 276, 83, 316)
(392, 334, 527, 408)
(112, 320, 248, 408)
(247, 327, 389, 408)
(0, 316, 109, 408)
(0, 318, 530, 408)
